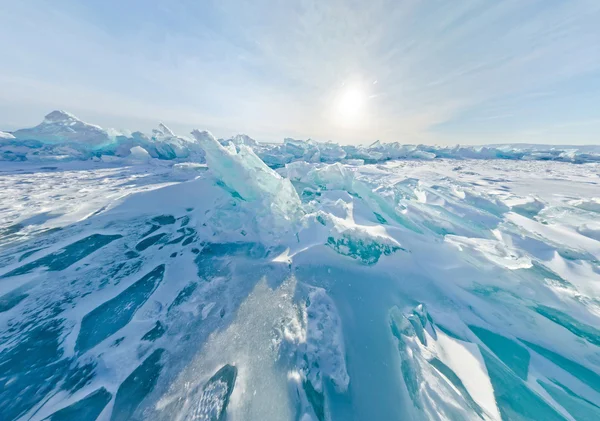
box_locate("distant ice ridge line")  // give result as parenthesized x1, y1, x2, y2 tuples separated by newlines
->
(2, 110, 600, 164)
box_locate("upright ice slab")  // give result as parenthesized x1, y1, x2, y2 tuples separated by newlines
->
(192, 129, 303, 235)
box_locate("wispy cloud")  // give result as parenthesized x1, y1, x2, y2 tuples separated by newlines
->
(1, 0, 598, 144)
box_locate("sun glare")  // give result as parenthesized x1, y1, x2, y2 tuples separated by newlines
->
(333, 85, 366, 128)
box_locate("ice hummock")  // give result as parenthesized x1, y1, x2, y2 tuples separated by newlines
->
(12, 110, 112, 147)
(2, 112, 205, 162)
(145, 122, 205, 160)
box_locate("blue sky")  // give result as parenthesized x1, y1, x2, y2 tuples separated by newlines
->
(1, 0, 599, 145)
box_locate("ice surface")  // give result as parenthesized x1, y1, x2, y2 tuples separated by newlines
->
(75, 264, 165, 354)
(0, 128, 599, 421)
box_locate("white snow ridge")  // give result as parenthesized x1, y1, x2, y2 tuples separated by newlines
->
(0, 111, 599, 421)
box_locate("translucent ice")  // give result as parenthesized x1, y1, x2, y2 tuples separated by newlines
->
(192, 129, 303, 235)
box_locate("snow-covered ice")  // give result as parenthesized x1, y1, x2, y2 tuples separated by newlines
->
(1, 113, 600, 421)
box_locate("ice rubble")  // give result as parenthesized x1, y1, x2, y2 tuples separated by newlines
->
(2, 110, 600, 164)
(1, 121, 600, 421)
(1, 112, 205, 162)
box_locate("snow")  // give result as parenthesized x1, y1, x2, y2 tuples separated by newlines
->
(445, 235, 533, 270)
(434, 329, 501, 420)
(0, 114, 599, 421)
(127, 146, 151, 162)
(0, 131, 15, 140)
(390, 305, 502, 420)
(303, 287, 349, 392)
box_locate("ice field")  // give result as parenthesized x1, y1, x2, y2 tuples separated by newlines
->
(0, 113, 600, 420)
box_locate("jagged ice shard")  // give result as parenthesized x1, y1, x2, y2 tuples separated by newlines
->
(0, 112, 600, 421)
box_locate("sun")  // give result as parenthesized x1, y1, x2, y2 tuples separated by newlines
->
(333, 85, 367, 128)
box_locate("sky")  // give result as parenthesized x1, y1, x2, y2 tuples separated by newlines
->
(0, 0, 599, 145)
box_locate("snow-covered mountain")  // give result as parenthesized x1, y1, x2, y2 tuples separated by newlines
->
(2, 110, 599, 164)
